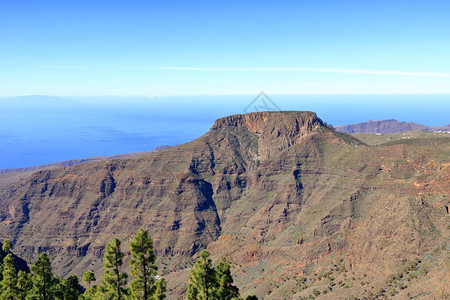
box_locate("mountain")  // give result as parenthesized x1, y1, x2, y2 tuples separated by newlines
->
(335, 119, 450, 134)
(0, 111, 448, 299)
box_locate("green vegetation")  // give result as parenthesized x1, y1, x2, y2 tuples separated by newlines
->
(16, 270, 32, 300)
(29, 252, 58, 299)
(291, 257, 351, 299)
(129, 228, 161, 300)
(59, 275, 81, 300)
(0, 236, 251, 300)
(368, 258, 423, 299)
(187, 250, 241, 300)
(82, 271, 96, 298)
(2, 241, 12, 253)
(1, 253, 18, 299)
(96, 238, 128, 299)
(187, 250, 216, 299)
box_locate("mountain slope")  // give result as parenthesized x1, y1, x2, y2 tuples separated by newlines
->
(335, 119, 450, 134)
(0, 146, 172, 188)
(0, 111, 448, 299)
(0, 145, 172, 175)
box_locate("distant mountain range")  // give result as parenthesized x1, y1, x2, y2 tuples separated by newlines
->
(335, 119, 450, 134)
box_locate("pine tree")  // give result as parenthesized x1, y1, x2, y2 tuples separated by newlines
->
(0, 240, 12, 284)
(130, 229, 159, 300)
(98, 238, 128, 300)
(2, 240, 12, 253)
(151, 278, 167, 300)
(215, 258, 239, 300)
(60, 274, 80, 300)
(82, 271, 96, 299)
(29, 252, 57, 300)
(16, 270, 32, 300)
(53, 276, 64, 299)
(186, 250, 216, 300)
(0, 253, 18, 300)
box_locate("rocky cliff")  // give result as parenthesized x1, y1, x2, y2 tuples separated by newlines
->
(0, 111, 448, 299)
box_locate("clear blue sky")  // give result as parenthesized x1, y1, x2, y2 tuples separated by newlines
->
(1, 0, 450, 96)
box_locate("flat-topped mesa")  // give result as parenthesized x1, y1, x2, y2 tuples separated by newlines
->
(211, 111, 325, 159)
(211, 111, 323, 136)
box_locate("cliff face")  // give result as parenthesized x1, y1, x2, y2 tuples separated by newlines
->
(211, 111, 321, 135)
(211, 111, 325, 160)
(0, 111, 448, 299)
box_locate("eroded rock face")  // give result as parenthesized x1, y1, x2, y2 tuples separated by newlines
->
(211, 111, 321, 134)
(211, 111, 324, 160)
(0, 111, 448, 298)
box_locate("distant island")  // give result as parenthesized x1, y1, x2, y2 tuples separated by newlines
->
(335, 119, 450, 134)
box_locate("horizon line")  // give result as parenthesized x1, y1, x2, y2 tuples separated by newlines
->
(2, 92, 450, 98)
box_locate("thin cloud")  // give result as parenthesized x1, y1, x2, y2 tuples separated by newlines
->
(146, 66, 450, 77)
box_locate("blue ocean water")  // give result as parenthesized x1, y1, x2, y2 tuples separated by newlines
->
(0, 94, 449, 169)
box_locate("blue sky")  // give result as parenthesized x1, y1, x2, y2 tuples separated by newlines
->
(1, 0, 450, 96)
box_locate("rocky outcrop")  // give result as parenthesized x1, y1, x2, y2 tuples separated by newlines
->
(211, 111, 322, 134)
(211, 111, 326, 160)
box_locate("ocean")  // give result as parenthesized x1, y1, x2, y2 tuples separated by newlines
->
(1, 94, 449, 169)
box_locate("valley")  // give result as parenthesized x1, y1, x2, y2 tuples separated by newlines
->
(0, 111, 448, 299)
